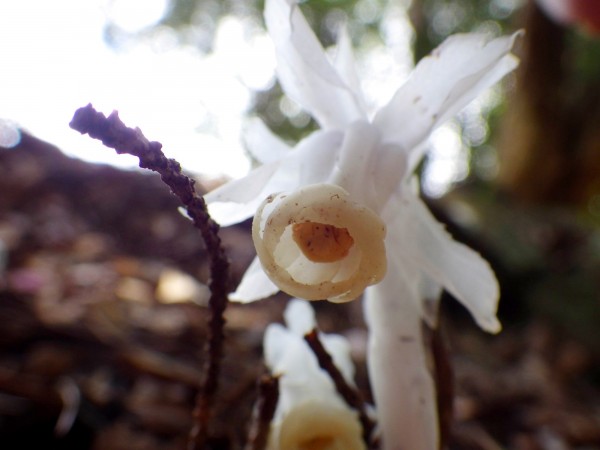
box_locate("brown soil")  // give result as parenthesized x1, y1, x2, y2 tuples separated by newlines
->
(1, 132, 598, 450)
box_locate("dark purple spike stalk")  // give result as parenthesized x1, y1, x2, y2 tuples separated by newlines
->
(304, 329, 377, 448)
(70, 104, 231, 449)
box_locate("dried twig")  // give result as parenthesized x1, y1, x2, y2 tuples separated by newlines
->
(244, 374, 280, 450)
(304, 329, 376, 447)
(69, 104, 231, 449)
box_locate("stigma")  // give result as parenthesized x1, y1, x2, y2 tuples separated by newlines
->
(292, 222, 354, 263)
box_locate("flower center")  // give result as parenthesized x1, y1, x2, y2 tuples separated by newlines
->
(299, 436, 335, 450)
(252, 184, 387, 303)
(292, 222, 354, 263)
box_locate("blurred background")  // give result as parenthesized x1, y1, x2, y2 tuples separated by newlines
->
(0, 0, 526, 187)
(1, 0, 600, 449)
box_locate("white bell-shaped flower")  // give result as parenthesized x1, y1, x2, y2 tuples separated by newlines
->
(253, 184, 386, 303)
(264, 299, 365, 450)
(273, 401, 364, 450)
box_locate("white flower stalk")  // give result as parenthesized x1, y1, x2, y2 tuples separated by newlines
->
(205, 0, 521, 448)
(253, 184, 386, 302)
(264, 299, 365, 450)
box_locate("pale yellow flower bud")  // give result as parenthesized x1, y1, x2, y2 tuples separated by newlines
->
(252, 183, 387, 303)
(268, 400, 365, 450)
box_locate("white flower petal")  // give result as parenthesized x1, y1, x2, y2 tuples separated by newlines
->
(333, 26, 367, 113)
(206, 196, 266, 228)
(374, 31, 522, 171)
(387, 190, 501, 333)
(371, 142, 407, 211)
(292, 130, 344, 185)
(244, 117, 291, 164)
(230, 256, 280, 303)
(284, 299, 356, 383)
(205, 162, 283, 226)
(284, 298, 317, 335)
(265, 325, 341, 417)
(264, 324, 312, 379)
(206, 129, 342, 226)
(264, 0, 365, 128)
(327, 120, 379, 208)
(264, 323, 296, 371)
(321, 333, 355, 384)
(327, 120, 408, 212)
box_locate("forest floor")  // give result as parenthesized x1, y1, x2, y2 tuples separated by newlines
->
(1, 132, 599, 450)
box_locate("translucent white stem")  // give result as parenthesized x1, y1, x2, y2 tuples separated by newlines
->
(364, 265, 438, 450)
